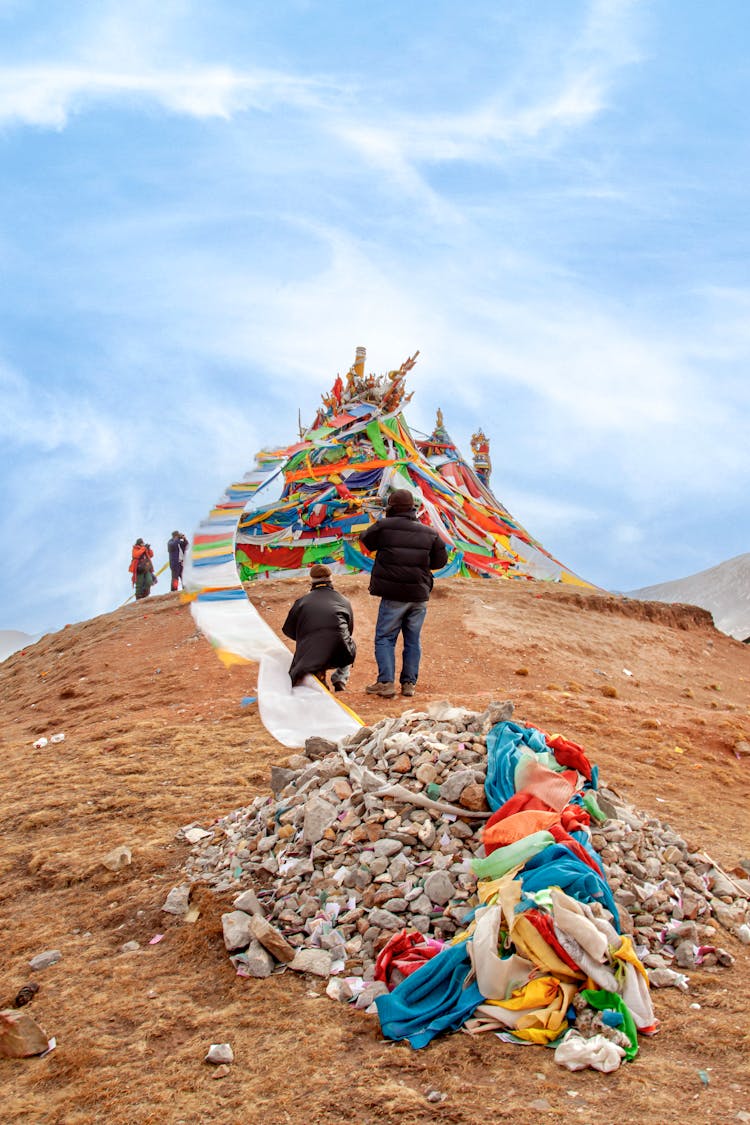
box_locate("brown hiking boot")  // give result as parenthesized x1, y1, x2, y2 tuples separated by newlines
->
(401, 682, 416, 697)
(365, 681, 396, 698)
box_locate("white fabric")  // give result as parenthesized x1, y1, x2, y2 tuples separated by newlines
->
(620, 962, 657, 1031)
(185, 555, 239, 590)
(469, 905, 535, 1000)
(191, 597, 361, 748)
(549, 888, 613, 963)
(554, 1030, 625, 1073)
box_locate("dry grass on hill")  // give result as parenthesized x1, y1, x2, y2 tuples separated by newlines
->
(1, 577, 749, 1124)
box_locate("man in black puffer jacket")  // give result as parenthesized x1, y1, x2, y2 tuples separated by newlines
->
(282, 564, 356, 691)
(359, 488, 447, 698)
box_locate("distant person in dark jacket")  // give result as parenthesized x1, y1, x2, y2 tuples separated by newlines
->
(282, 564, 356, 691)
(129, 539, 156, 600)
(359, 488, 447, 698)
(167, 531, 189, 591)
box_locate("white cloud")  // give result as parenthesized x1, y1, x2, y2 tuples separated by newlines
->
(0, 64, 333, 127)
(0, 361, 125, 471)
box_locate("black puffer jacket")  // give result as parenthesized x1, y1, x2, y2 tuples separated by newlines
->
(282, 584, 356, 685)
(359, 513, 448, 602)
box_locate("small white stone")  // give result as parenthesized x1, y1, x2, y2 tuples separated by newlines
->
(205, 1043, 234, 1065)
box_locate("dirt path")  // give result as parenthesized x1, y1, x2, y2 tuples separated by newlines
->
(1, 580, 749, 1124)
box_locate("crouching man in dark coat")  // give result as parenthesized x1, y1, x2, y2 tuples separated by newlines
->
(282, 564, 356, 691)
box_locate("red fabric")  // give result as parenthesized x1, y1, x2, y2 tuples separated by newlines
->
(485, 791, 590, 836)
(483, 809, 559, 855)
(559, 804, 591, 834)
(524, 909, 583, 974)
(236, 543, 306, 569)
(462, 552, 511, 575)
(544, 733, 594, 783)
(486, 792, 551, 828)
(374, 929, 444, 990)
(328, 411, 356, 427)
(515, 760, 578, 811)
(548, 823, 604, 877)
(458, 464, 483, 500)
(305, 505, 327, 528)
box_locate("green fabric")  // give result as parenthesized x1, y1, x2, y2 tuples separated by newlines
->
(192, 538, 234, 553)
(366, 419, 388, 458)
(582, 791, 607, 823)
(322, 446, 346, 464)
(472, 830, 556, 880)
(285, 449, 310, 471)
(308, 426, 335, 442)
(301, 543, 342, 563)
(455, 538, 492, 556)
(579, 989, 638, 1060)
(535, 751, 568, 774)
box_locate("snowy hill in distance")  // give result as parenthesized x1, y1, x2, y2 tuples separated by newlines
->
(629, 552, 750, 641)
(0, 630, 39, 662)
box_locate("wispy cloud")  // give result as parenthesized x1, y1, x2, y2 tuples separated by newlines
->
(0, 64, 335, 127)
(0, 361, 125, 470)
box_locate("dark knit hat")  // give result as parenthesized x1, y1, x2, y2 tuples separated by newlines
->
(387, 488, 415, 514)
(310, 563, 332, 581)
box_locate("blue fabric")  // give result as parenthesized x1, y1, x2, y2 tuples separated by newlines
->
(484, 721, 550, 809)
(519, 845, 620, 930)
(433, 553, 463, 578)
(341, 468, 385, 489)
(569, 828, 603, 868)
(343, 541, 374, 571)
(343, 402, 379, 418)
(374, 598, 428, 684)
(193, 552, 234, 567)
(196, 587, 247, 601)
(407, 462, 456, 497)
(375, 940, 484, 1049)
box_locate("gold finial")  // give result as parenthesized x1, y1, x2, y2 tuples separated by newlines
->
(353, 346, 366, 378)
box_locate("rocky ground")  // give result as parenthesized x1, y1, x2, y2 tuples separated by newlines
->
(1, 576, 749, 1124)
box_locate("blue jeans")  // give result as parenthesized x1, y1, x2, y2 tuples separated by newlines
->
(374, 599, 428, 684)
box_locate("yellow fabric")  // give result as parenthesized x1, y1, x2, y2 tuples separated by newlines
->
(510, 916, 584, 982)
(476, 870, 522, 907)
(331, 697, 365, 725)
(214, 647, 253, 667)
(610, 934, 650, 984)
(486, 975, 560, 1013)
(560, 570, 596, 589)
(479, 975, 577, 1038)
(511, 1025, 565, 1044)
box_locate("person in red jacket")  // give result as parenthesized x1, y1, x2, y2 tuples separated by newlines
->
(359, 488, 447, 698)
(129, 538, 156, 600)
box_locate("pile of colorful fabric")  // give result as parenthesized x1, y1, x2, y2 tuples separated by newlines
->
(375, 720, 658, 1069)
(188, 352, 592, 589)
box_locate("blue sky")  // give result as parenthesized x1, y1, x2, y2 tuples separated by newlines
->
(1, 0, 749, 635)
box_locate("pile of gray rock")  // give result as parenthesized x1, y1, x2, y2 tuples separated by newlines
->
(180, 700, 750, 997)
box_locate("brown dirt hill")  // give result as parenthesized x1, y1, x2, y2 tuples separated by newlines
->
(1, 577, 749, 1125)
